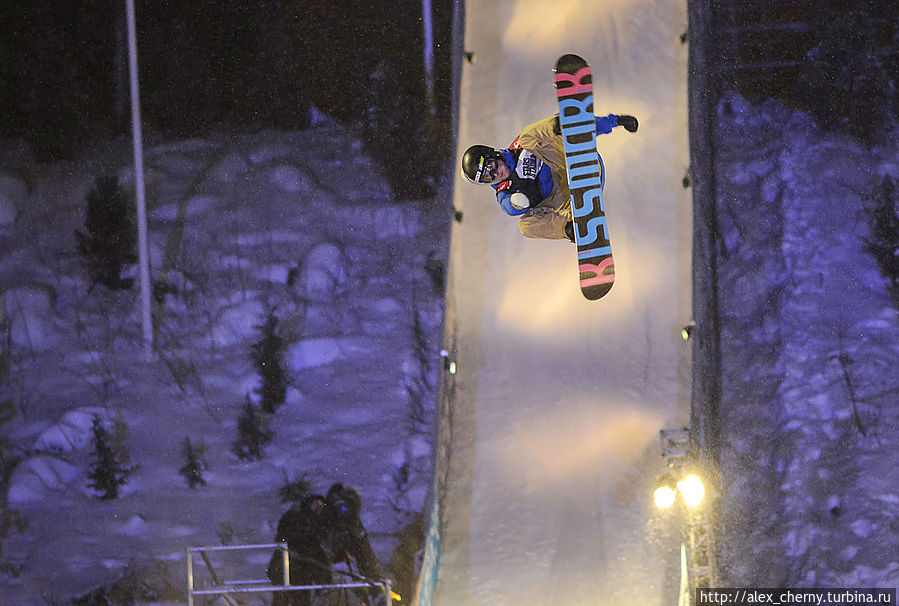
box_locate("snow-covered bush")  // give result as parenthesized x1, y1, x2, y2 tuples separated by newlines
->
(294, 242, 347, 303)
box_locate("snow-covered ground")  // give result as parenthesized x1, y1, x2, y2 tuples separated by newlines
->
(714, 94, 899, 589)
(0, 113, 451, 604)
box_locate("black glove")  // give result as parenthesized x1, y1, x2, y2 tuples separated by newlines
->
(552, 114, 561, 135)
(617, 115, 638, 132)
(564, 221, 576, 243)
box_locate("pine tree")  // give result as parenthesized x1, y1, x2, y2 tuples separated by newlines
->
(232, 397, 273, 461)
(251, 312, 288, 414)
(178, 437, 208, 489)
(87, 415, 131, 499)
(75, 175, 137, 290)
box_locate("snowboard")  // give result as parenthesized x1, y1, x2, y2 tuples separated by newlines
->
(553, 53, 614, 301)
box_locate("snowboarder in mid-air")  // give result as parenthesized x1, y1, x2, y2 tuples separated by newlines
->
(461, 112, 638, 241)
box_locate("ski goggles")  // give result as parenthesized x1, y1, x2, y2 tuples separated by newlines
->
(476, 157, 500, 184)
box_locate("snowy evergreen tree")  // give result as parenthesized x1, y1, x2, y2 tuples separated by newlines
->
(75, 176, 137, 290)
(251, 312, 287, 414)
(232, 397, 273, 461)
(87, 415, 132, 500)
(178, 437, 208, 489)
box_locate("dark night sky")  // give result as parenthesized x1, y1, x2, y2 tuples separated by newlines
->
(0, 0, 456, 164)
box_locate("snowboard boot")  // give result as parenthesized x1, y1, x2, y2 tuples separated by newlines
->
(617, 115, 639, 132)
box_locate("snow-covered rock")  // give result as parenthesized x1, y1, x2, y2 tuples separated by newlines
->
(360, 297, 406, 335)
(265, 164, 314, 194)
(8, 455, 81, 503)
(211, 299, 267, 347)
(249, 143, 293, 165)
(33, 406, 108, 452)
(287, 337, 343, 370)
(286, 336, 387, 370)
(117, 514, 151, 537)
(257, 263, 290, 284)
(302, 303, 353, 337)
(295, 242, 347, 303)
(209, 152, 250, 183)
(148, 194, 221, 220)
(335, 205, 419, 240)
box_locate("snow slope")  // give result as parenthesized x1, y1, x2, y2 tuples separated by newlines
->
(433, 2, 691, 605)
(0, 115, 450, 604)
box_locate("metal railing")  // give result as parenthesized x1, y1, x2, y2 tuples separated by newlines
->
(186, 543, 392, 606)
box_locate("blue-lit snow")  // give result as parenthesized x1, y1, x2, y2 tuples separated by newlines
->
(716, 94, 899, 589)
(0, 112, 448, 603)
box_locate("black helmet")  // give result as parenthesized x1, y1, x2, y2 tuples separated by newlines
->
(461, 145, 504, 185)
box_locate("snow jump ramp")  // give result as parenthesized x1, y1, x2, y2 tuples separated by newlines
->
(415, 2, 692, 605)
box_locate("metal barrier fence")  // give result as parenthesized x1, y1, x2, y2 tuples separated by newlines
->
(186, 543, 392, 606)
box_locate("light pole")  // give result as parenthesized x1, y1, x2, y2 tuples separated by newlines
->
(125, 0, 153, 358)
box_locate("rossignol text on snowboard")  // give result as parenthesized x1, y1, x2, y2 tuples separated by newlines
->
(553, 53, 614, 301)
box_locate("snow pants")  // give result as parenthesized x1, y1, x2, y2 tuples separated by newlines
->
(515, 115, 572, 240)
(515, 114, 606, 240)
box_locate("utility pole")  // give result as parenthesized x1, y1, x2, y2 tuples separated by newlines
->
(125, 0, 153, 358)
(422, 0, 436, 117)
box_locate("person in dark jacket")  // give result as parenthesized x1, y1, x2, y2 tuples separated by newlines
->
(267, 484, 383, 606)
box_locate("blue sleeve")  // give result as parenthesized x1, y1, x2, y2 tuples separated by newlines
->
(538, 164, 554, 200)
(496, 189, 528, 217)
(595, 114, 618, 135)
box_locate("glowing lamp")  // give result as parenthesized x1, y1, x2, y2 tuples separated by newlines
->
(676, 473, 705, 507)
(653, 474, 678, 509)
(654, 484, 677, 509)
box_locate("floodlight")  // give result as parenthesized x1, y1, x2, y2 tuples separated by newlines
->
(676, 473, 705, 507)
(653, 474, 677, 509)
